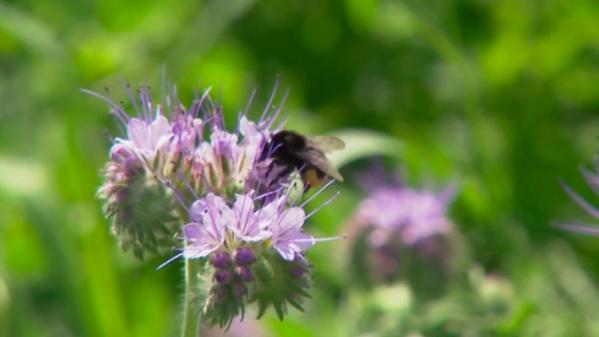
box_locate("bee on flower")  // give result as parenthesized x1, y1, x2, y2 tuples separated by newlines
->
(89, 81, 343, 329)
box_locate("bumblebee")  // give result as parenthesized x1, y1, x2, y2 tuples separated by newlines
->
(267, 130, 345, 188)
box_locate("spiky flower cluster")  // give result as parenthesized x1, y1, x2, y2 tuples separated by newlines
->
(92, 85, 276, 257)
(92, 83, 339, 327)
(347, 168, 456, 289)
(183, 191, 315, 326)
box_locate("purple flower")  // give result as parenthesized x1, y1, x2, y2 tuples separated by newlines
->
(119, 114, 172, 160)
(194, 118, 267, 195)
(269, 206, 314, 261)
(182, 191, 324, 261)
(346, 169, 457, 288)
(356, 176, 456, 247)
(169, 113, 204, 156)
(557, 162, 599, 236)
(181, 187, 336, 327)
(229, 191, 274, 242)
(184, 193, 233, 258)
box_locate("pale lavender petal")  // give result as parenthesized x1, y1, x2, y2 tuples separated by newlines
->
(190, 199, 208, 223)
(254, 201, 278, 230)
(229, 192, 272, 241)
(183, 223, 223, 258)
(278, 208, 305, 232)
(127, 118, 149, 149)
(234, 192, 255, 227)
(271, 208, 309, 260)
(274, 244, 296, 261)
(287, 232, 315, 252)
(150, 114, 171, 142)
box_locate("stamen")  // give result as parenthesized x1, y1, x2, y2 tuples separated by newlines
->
(242, 88, 257, 119)
(580, 165, 599, 196)
(157, 252, 184, 270)
(266, 88, 289, 130)
(305, 190, 340, 219)
(171, 86, 181, 117)
(293, 235, 347, 243)
(192, 87, 212, 118)
(255, 186, 286, 200)
(124, 82, 140, 117)
(560, 179, 599, 218)
(552, 221, 599, 236)
(259, 77, 280, 124)
(237, 191, 254, 235)
(272, 117, 289, 133)
(81, 89, 130, 124)
(139, 86, 150, 121)
(299, 179, 335, 208)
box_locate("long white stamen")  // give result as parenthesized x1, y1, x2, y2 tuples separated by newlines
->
(81, 89, 130, 124)
(157, 252, 184, 270)
(266, 89, 289, 130)
(305, 191, 340, 219)
(299, 179, 335, 208)
(256, 186, 286, 200)
(192, 87, 212, 118)
(553, 221, 599, 236)
(293, 235, 347, 243)
(260, 78, 280, 124)
(139, 86, 151, 121)
(561, 179, 599, 218)
(272, 117, 289, 133)
(124, 82, 141, 117)
(241, 89, 257, 121)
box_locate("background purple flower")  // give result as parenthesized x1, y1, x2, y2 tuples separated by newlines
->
(357, 183, 456, 247)
(346, 168, 458, 292)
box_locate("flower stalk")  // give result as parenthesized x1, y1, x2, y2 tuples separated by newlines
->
(182, 257, 201, 337)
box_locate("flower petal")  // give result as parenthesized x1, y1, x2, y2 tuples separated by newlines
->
(183, 223, 223, 258)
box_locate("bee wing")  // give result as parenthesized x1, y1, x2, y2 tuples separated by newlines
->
(307, 136, 346, 153)
(297, 147, 344, 182)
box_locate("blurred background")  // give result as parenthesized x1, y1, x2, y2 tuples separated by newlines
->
(2, 0, 599, 336)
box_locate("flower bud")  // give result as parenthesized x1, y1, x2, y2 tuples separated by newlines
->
(236, 266, 253, 282)
(214, 270, 234, 284)
(290, 265, 305, 278)
(234, 247, 255, 266)
(211, 251, 232, 269)
(98, 149, 177, 259)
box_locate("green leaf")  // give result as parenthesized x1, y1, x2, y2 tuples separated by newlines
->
(326, 129, 403, 168)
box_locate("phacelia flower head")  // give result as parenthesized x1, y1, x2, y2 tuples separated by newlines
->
(346, 167, 456, 294)
(90, 83, 290, 259)
(182, 190, 333, 327)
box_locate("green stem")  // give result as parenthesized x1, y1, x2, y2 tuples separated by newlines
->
(181, 258, 201, 337)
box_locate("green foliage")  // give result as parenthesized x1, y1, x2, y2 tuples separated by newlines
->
(2, 0, 599, 336)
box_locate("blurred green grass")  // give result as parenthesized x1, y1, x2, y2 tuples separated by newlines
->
(2, 0, 599, 336)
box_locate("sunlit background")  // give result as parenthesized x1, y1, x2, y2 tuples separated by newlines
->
(2, 0, 599, 336)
